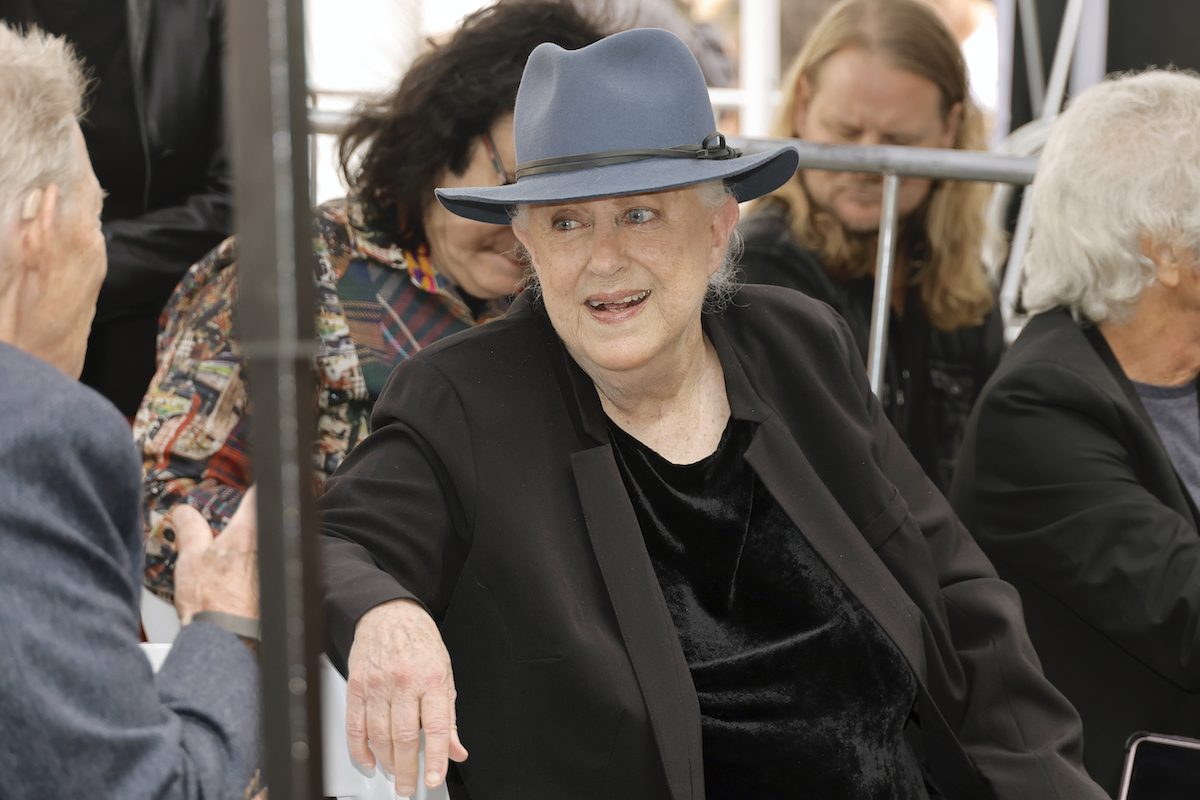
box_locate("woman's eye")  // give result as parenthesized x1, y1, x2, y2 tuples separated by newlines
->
(626, 208, 656, 224)
(553, 218, 580, 231)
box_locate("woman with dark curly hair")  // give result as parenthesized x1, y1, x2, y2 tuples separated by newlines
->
(131, 0, 603, 601)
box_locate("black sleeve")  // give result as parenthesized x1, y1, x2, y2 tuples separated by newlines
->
(94, 2, 232, 325)
(957, 358, 1200, 690)
(96, 179, 231, 323)
(319, 359, 473, 673)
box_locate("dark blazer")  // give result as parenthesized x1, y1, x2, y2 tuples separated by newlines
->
(0, 342, 260, 799)
(321, 287, 1104, 800)
(0, 0, 234, 415)
(949, 308, 1200, 795)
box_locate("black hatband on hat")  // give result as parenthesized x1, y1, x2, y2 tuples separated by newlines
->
(515, 132, 742, 179)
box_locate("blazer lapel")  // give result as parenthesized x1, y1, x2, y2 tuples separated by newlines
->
(572, 448, 705, 800)
(532, 301, 703, 800)
(1082, 319, 1200, 529)
(743, 414, 929, 682)
(705, 308, 930, 678)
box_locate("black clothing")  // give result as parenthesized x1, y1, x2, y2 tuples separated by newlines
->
(949, 308, 1200, 794)
(738, 202, 1003, 491)
(1, 0, 231, 415)
(608, 416, 927, 800)
(320, 286, 1104, 800)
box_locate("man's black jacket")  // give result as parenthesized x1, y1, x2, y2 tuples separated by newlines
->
(949, 308, 1200, 794)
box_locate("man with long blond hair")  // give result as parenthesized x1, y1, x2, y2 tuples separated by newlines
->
(739, 0, 1000, 491)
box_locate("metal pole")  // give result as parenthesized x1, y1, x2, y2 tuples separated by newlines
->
(1017, 0, 1046, 117)
(1000, 183, 1037, 342)
(1000, 0, 1088, 336)
(867, 173, 902, 396)
(1070, 0, 1109, 98)
(731, 136, 1038, 184)
(739, 0, 780, 135)
(226, 0, 324, 796)
(1042, 0, 1089, 120)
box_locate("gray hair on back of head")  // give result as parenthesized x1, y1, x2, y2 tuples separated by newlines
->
(510, 179, 744, 311)
(0, 23, 88, 237)
(1023, 69, 1200, 323)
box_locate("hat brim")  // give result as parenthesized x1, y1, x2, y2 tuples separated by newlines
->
(436, 145, 799, 225)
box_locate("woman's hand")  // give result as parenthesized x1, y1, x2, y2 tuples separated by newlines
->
(346, 598, 468, 796)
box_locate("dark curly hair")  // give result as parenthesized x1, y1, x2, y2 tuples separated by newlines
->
(337, 0, 604, 251)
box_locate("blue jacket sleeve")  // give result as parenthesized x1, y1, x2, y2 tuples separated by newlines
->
(0, 350, 260, 800)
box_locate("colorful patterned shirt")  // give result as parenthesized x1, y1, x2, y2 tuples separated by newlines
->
(133, 198, 509, 599)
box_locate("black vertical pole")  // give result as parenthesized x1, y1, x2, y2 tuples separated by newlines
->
(224, 0, 323, 796)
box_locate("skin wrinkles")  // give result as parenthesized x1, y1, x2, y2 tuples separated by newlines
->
(423, 113, 524, 301)
(793, 46, 962, 234)
(513, 186, 739, 463)
(0, 125, 106, 379)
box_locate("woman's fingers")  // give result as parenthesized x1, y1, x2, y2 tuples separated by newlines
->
(344, 673, 375, 770)
(418, 683, 454, 788)
(390, 687, 422, 796)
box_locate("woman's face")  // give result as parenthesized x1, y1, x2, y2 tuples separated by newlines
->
(424, 114, 523, 300)
(513, 186, 739, 379)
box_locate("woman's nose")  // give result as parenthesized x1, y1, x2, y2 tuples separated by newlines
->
(587, 223, 624, 276)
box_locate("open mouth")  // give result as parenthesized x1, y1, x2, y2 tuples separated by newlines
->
(585, 290, 651, 313)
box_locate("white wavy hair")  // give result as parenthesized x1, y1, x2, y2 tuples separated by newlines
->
(510, 180, 744, 311)
(1023, 69, 1200, 323)
(0, 24, 88, 246)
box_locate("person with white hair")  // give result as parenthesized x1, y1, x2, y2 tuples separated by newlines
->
(0, 23, 262, 799)
(949, 69, 1200, 794)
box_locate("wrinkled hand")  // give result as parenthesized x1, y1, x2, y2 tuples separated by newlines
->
(346, 598, 468, 796)
(172, 486, 259, 623)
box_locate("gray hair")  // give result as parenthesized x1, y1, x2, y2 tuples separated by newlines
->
(1023, 69, 1200, 323)
(0, 24, 88, 240)
(511, 179, 744, 311)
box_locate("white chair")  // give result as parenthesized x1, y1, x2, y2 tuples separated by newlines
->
(141, 587, 182, 643)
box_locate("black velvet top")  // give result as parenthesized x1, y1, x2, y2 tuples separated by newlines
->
(608, 416, 928, 799)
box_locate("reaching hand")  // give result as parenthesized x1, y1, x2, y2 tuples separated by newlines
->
(172, 486, 259, 624)
(346, 598, 468, 796)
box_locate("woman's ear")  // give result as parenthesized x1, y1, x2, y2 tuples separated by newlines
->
(709, 195, 740, 276)
(792, 76, 812, 137)
(510, 217, 537, 267)
(942, 101, 964, 148)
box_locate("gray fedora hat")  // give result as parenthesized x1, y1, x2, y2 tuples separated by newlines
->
(436, 27, 799, 225)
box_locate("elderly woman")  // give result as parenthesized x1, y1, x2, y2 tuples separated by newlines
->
(132, 0, 602, 598)
(950, 71, 1200, 794)
(321, 28, 1104, 800)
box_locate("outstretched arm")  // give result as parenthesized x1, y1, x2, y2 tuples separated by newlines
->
(321, 359, 475, 796)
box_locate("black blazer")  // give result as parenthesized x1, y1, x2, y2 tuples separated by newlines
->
(321, 287, 1103, 800)
(949, 308, 1200, 794)
(738, 203, 1003, 493)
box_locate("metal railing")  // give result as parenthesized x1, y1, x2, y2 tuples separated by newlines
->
(308, 105, 1043, 396)
(732, 136, 1038, 394)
